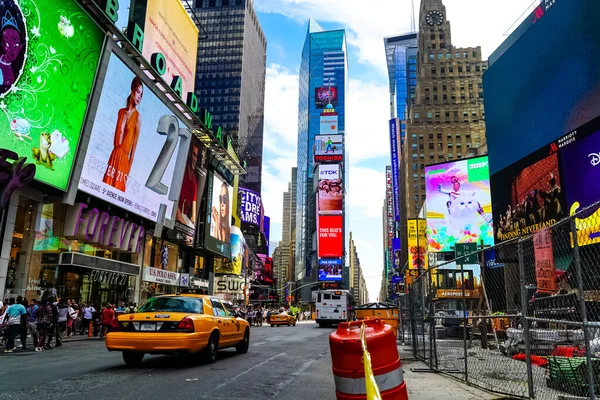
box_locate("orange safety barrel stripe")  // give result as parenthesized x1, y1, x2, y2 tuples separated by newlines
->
(334, 366, 405, 395)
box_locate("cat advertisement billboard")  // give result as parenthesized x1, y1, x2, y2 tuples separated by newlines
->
(425, 156, 494, 253)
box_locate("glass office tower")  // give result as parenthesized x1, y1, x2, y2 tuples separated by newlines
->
(193, 0, 267, 194)
(295, 20, 348, 301)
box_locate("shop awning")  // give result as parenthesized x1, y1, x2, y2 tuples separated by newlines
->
(59, 252, 140, 276)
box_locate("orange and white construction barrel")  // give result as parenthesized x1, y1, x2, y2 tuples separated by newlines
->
(329, 318, 408, 400)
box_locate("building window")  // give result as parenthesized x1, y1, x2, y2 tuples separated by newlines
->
(414, 184, 419, 190)
(476, 65, 480, 72)
(455, 52, 460, 58)
(437, 143, 443, 149)
(430, 34, 436, 40)
(420, 154, 425, 159)
(413, 164, 418, 170)
(429, 53, 434, 60)
(415, 205, 420, 211)
(412, 144, 417, 149)
(463, 52, 468, 58)
(413, 154, 417, 159)
(437, 133, 442, 139)
(457, 154, 462, 159)
(429, 154, 434, 160)
(412, 134, 417, 138)
(445, 53, 451, 59)
(421, 195, 426, 200)
(419, 144, 424, 150)
(458, 66, 463, 73)
(429, 133, 434, 139)
(448, 143, 453, 148)
(427, 112, 432, 119)
(449, 66, 453, 73)
(438, 53, 443, 60)
(413, 174, 418, 181)
(429, 143, 434, 149)
(414, 195, 419, 201)
(420, 164, 425, 170)
(419, 134, 424, 139)
(414, 112, 420, 119)
(457, 143, 462, 148)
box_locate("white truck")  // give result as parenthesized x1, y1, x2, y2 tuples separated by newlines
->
(313, 289, 355, 327)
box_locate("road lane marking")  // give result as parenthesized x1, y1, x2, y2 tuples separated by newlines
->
(271, 350, 329, 398)
(205, 352, 287, 395)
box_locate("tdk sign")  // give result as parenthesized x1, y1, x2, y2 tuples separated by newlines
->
(319, 164, 339, 180)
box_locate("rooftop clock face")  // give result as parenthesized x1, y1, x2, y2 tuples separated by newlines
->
(426, 10, 444, 26)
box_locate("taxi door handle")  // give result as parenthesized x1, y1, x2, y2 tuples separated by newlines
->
(218, 320, 222, 324)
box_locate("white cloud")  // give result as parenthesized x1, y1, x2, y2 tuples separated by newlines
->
(260, 64, 299, 228)
(346, 79, 391, 163)
(255, 0, 536, 76)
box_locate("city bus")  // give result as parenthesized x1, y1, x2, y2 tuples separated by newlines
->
(313, 289, 355, 327)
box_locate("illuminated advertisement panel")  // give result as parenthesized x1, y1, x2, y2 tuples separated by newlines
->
(425, 156, 494, 252)
(317, 178, 343, 215)
(318, 258, 342, 281)
(79, 52, 187, 222)
(204, 172, 233, 257)
(238, 187, 262, 226)
(318, 164, 340, 180)
(1, 0, 104, 190)
(407, 219, 427, 271)
(389, 118, 401, 221)
(314, 134, 343, 164)
(320, 112, 338, 135)
(142, 0, 199, 97)
(317, 215, 343, 258)
(315, 86, 338, 108)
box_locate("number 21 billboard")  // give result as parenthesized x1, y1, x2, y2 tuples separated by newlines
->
(79, 52, 189, 222)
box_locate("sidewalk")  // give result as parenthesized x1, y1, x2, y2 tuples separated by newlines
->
(399, 346, 498, 400)
(1, 334, 100, 357)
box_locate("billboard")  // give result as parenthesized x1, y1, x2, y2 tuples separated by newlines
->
(314, 134, 343, 164)
(392, 238, 401, 272)
(1, 0, 103, 190)
(407, 219, 427, 271)
(559, 128, 600, 246)
(425, 156, 494, 252)
(318, 258, 343, 281)
(174, 137, 209, 245)
(389, 118, 401, 222)
(318, 215, 343, 258)
(320, 112, 338, 135)
(214, 226, 245, 275)
(484, 0, 600, 175)
(239, 187, 262, 226)
(491, 151, 565, 243)
(142, 0, 199, 97)
(317, 179, 343, 215)
(315, 86, 338, 108)
(255, 254, 274, 283)
(204, 172, 233, 257)
(318, 164, 340, 180)
(533, 228, 558, 294)
(79, 52, 187, 222)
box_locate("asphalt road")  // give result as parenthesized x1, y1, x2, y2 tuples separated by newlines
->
(0, 321, 337, 400)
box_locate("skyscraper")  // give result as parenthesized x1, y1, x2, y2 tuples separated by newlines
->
(296, 20, 348, 302)
(193, 0, 267, 193)
(402, 0, 487, 220)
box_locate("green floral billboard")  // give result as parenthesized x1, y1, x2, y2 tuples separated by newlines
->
(1, 0, 103, 190)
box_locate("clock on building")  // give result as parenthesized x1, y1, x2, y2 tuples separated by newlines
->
(425, 10, 444, 26)
(317, 87, 335, 102)
(315, 86, 338, 107)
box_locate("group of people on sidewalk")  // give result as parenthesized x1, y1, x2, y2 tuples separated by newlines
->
(0, 297, 138, 353)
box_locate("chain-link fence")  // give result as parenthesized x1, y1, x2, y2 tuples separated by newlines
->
(407, 201, 600, 399)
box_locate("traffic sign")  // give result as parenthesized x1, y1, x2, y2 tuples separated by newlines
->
(455, 243, 478, 264)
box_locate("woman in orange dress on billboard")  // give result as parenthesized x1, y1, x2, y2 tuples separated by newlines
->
(103, 77, 143, 192)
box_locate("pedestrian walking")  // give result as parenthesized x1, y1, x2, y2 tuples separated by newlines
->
(3, 298, 26, 352)
(100, 304, 114, 339)
(27, 299, 39, 347)
(56, 298, 69, 347)
(80, 303, 95, 335)
(46, 297, 59, 348)
(66, 303, 77, 338)
(35, 299, 53, 352)
(19, 299, 29, 350)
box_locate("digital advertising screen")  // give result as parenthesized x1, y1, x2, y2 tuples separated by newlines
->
(315, 86, 338, 108)
(79, 52, 187, 222)
(255, 254, 274, 283)
(214, 226, 245, 275)
(425, 156, 494, 252)
(407, 219, 427, 271)
(317, 179, 343, 215)
(320, 112, 338, 135)
(318, 259, 342, 281)
(491, 150, 566, 243)
(142, 0, 199, 97)
(1, 0, 104, 190)
(318, 164, 340, 180)
(204, 172, 233, 257)
(238, 187, 262, 226)
(174, 137, 210, 245)
(317, 215, 343, 258)
(484, 0, 600, 175)
(314, 135, 343, 164)
(559, 126, 600, 247)
(389, 118, 401, 222)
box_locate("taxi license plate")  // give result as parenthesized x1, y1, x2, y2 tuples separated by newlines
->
(140, 323, 156, 331)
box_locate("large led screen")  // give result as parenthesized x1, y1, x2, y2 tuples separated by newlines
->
(317, 215, 343, 258)
(314, 135, 343, 164)
(79, 53, 187, 222)
(317, 178, 343, 215)
(204, 172, 233, 257)
(1, 0, 104, 190)
(318, 259, 342, 281)
(425, 157, 494, 252)
(484, 0, 600, 175)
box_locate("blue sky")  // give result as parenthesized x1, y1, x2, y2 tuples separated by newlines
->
(254, 0, 537, 300)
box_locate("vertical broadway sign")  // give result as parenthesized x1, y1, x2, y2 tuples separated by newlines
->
(389, 118, 400, 222)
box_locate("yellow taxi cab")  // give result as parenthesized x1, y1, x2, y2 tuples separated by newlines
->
(105, 294, 249, 365)
(270, 312, 297, 327)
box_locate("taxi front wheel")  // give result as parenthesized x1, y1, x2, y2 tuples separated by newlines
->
(122, 351, 144, 366)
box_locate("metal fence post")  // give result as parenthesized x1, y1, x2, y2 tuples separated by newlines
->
(409, 285, 418, 358)
(461, 262, 468, 383)
(518, 239, 535, 399)
(570, 217, 597, 400)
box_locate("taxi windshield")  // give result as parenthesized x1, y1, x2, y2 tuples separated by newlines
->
(138, 297, 204, 314)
